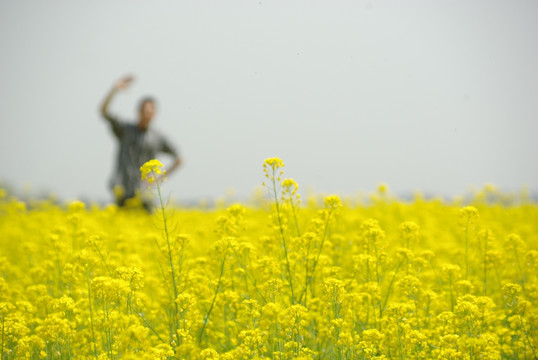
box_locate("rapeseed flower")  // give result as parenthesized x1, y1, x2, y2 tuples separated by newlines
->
(0, 159, 536, 358)
(140, 159, 165, 184)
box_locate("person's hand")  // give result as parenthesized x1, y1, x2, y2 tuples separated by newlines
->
(114, 75, 134, 91)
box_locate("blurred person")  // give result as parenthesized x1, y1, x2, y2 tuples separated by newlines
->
(100, 75, 182, 211)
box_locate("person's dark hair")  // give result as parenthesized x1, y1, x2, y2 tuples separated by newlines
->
(139, 97, 156, 112)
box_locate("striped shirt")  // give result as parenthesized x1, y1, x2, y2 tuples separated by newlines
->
(105, 114, 179, 196)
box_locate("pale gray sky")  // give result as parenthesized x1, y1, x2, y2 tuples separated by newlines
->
(1, 0, 537, 203)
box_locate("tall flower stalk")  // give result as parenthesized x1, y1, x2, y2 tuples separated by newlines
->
(263, 157, 296, 304)
(299, 195, 341, 305)
(459, 206, 478, 280)
(140, 159, 180, 340)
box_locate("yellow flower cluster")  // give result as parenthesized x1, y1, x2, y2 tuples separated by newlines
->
(0, 160, 536, 359)
(140, 159, 165, 184)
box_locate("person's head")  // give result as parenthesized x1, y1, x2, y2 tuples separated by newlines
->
(138, 97, 156, 130)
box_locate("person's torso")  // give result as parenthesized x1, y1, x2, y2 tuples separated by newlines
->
(120, 124, 162, 166)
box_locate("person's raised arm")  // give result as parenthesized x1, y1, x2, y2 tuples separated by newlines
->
(100, 75, 134, 120)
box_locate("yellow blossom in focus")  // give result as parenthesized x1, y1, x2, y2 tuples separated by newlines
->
(140, 159, 165, 183)
(263, 157, 284, 169)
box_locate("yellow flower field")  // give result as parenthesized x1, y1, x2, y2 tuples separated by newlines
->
(0, 158, 537, 359)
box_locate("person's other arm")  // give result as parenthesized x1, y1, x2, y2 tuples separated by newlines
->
(166, 156, 182, 176)
(159, 136, 182, 177)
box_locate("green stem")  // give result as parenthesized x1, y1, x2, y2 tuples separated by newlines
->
(291, 201, 301, 237)
(86, 273, 98, 359)
(303, 232, 314, 306)
(299, 208, 334, 304)
(483, 237, 488, 296)
(449, 274, 454, 312)
(513, 246, 525, 287)
(375, 245, 381, 285)
(136, 310, 166, 343)
(414, 298, 420, 330)
(518, 313, 538, 359)
(92, 241, 112, 277)
(198, 245, 228, 345)
(155, 172, 181, 337)
(397, 321, 405, 360)
(231, 247, 267, 304)
(468, 319, 474, 360)
(465, 219, 469, 280)
(1, 314, 4, 360)
(380, 258, 405, 317)
(272, 175, 296, 304)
